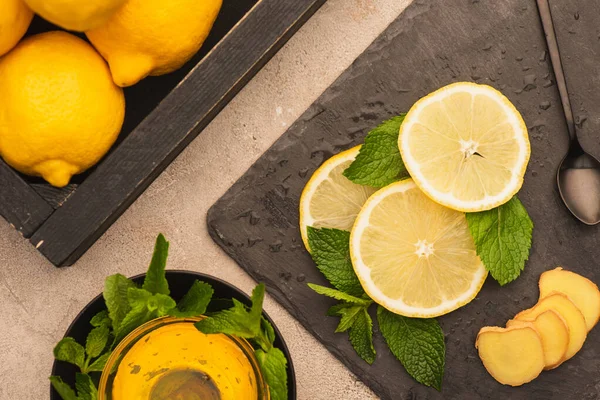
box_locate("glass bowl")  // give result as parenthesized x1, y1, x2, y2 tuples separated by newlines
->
(99, 316, 270, 400)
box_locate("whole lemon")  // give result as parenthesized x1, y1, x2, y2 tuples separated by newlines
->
(0, 0, 33, 56)
(0, 31, 125, 187)
(23, 0, 126, 31)
(86, 0, 223, 87)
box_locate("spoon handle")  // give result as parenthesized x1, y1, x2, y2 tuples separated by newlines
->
(537, 0, 577, 142)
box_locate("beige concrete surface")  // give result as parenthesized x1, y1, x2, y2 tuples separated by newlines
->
(0, 0, 412, 398)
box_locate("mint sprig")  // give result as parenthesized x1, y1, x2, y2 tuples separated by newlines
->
(343, 115, 408, 188)
(466, 196, 533, 285)
(51, 234, 288, 400)
(377, 306, 445, 390)
(307, 227, 365, 297)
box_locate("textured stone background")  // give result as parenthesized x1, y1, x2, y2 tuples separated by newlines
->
(0, 1, 411, 399)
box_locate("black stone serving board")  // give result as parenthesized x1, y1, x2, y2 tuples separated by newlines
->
(208, 0, 600, 398)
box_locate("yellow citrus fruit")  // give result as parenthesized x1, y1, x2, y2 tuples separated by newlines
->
(86, 0, 223, 87)
(399, 82, 530, 212)
(299, 146, 377, 251)
(350, 179, 487, 318)
(0, 0, 33, 56)
(0, 31, 125, 187)
(23, 0, 126, 31)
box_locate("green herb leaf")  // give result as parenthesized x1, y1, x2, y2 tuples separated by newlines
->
(466, 196, 533, 286)
(53, 337, 85, 370)
(142, 233, 170, 295)
(254, 317, 276, 352)
(104, 274, 136, 331)
(75, 373, 98, 400)
(255, 348, 288, 400)
(334, 304, 364, 333)
(88, 352, 111, 372)
(377, 306, 445, 390)
(348, 308, 376, 364)
(343, 115, 408, 188)
(195, 284, 265, 339)
(89, 310, 111, 328)
(172, 280, 214, 317)
(307, 283, 371, 305)
(49, 376, 77, 400)
(85, 324, 110, 360)
(307, 227, 365, 297)
(114, 305, 155, 344)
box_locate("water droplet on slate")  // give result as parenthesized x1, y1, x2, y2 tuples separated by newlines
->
(249, 212, 260, 225)
(539, 101, 551, 110)
(501, 49, 507, 54)
(296, 274, 306, 282)
(270, 240, 283, 252)
(514, 88, 523, 94)
(482, 43, 492, 51)
(516, 56, 524, 61)
(523, 74, 537, 91)
(539, 51, 547, 62)
(576, 115, 588, 128)
(532, 170, 538, 177)
(278, 159, 288, 168)
(298, 168, 309, 178)
(543, 79, 554, 88)
(574, 12, 580, 20)
(471, 74, 482, 81)
(279, 271, 292, 281)
(522, 66, 531, 71)
(247, 238, 263, 248)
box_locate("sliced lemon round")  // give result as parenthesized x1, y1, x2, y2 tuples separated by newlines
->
(399, 82, 530, 212)
(299, 146, 377, 251)
(350, 179, 487, 317)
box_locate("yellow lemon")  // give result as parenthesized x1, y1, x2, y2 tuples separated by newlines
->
(23, 0, 126, 31)
(0, 0, 33, 56)
(350, 179, 487, 318)
(86, 0, 223, 87)
(399, 82, 530, 212)
(0, 31, 125, 187)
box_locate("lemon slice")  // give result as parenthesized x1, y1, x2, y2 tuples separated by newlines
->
(350, 179, 487, 317)
(399, 82, 530, 212)
(299, 146, 377, 251)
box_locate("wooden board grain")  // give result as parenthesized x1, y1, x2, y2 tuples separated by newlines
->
(25, 0, 326, 266)
(208, 0, 600, 398)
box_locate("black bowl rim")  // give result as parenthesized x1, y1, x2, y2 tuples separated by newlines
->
(50, 270, 297, 399)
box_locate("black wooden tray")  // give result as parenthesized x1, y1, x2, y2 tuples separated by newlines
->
(50, 271, 296, 399)
(208, 0, 600, 398)
(0, 0, 326, 267)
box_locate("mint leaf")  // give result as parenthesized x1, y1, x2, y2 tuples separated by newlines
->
(377, 306, 445, 390)
(256, 348, 288, 400)
(85, 325, 110, 359)
(348, 308, 376, 364)
(307, 283, 371, 305)
(88, 352, 111, 372)
(142, 234, 170, 295)
(104, 274, 135, 331)
(254, 317, 276, 352)
(148, 293, 177, 316)
(90, 310, 111, 328)
(343, 115, 408, 188)
(195, 284, 265, 339)
(172, 280, 214, 317)
(115, 304, 155, 344)
(75, 373, 98, 400)
(307, 227, 364, 297)
(334, 304, 364, 333)
(53, 337, 85, 370)
(49, 376, 77, 400)
(466, 196, 533, 285)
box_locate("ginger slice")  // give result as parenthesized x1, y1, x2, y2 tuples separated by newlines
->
(507, 310, 569, 369)
(475, 325, 545, 386)
(515, 293, 586, 361)
(539, 267, 600, 331)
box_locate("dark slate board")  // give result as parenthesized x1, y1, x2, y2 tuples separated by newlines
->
(208, 0, 600, 398)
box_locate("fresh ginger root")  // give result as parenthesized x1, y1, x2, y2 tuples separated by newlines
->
(475, 325, 545, 386)
(515, 293, 586, 361)
(506, 310, 569, 369)
(539, 267, 600, 331)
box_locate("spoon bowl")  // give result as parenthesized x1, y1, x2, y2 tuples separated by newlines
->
(558, 150, 600, 225)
